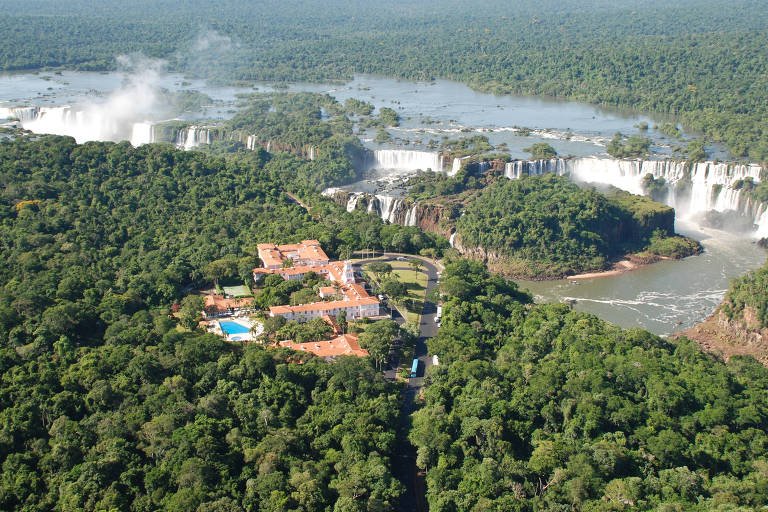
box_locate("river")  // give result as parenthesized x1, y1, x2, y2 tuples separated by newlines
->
(519, 222, 765, 336)
(1, 71, 725, 158)
(0, 70, 758, 335)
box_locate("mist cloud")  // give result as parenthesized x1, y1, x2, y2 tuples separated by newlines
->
(19, 55, 168, 144)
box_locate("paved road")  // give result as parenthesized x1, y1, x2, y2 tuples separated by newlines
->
(353, 251, 440, 512)
(352, 251, 441, 384)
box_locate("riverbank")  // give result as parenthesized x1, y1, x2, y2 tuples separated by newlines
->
(517, 223, 765, 336)
(488, 239, 699, 282)
(567, 254, 673, 280)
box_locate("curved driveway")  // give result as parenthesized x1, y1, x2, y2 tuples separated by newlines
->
(353, 251, 441, 388)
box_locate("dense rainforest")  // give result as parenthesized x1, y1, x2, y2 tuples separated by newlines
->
(415, 258, 768, 511)
(721, 263, 768, 331)
(2, 10, 768, 507)
(0, 125, 446, 510)
(1, 0, 767, 159)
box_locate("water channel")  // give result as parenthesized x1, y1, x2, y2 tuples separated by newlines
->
(0, 70, 761, 335)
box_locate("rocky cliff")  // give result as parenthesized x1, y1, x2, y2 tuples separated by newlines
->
(680, 307, 768, 366)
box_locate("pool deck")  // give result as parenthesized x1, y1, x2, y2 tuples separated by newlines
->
(205, 316, 264, 342)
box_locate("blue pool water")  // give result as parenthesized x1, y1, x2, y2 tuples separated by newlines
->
(219, 320, 250, 335)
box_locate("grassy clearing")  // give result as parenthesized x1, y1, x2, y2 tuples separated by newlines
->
(389, 263, 429, 324)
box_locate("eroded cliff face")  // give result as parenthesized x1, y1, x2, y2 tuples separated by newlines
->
(409, 203, 455, 238)
(449, 233, 504, 265)
(679, 306, 768, 366)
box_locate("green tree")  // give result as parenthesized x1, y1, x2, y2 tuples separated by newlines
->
(523, 142, 557, 159)
(380, 278, 407, 300)
(179, 295, 205, 330)
(378, 107, 400, 127)
(374, 128, 392, 143)
(336, 310, 348, 334)
(204, 256, 239, 287)
(368, 261, 393, 280)
(358, 319, 399, 370)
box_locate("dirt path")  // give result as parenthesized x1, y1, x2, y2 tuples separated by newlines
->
(285, 192, 311, 212)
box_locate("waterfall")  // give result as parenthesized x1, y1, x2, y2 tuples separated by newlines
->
(130, 122, 155, 146)
(10, 105, 125, 143)
(366, 195, 408, 223)
(0, 106, 40, 122)
(369, 150, 444, 173)
(372, 195, 403, 223)
(756, 205, 768, 239)
(449, 232, 457, 247)
(449, 157, 463, 176)
(2, 104, 163, 144)
(176, 126, 212, 150)
(504, 158, 569, 180)
(405, 204, 419, 226)
(346, 193, 364, 212)
(504, 156, 768, 236)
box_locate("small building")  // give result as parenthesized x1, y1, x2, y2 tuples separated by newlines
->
(202, 295, 256, 319)
(318, 286, 340, 299)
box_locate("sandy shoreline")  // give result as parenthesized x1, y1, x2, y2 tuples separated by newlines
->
(567, 259, 645, 280)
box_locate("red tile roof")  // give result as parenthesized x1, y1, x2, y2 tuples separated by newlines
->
(204, 294, 253, 313)
(296, 241, 329, 263)
(280, 334, 368, 358)
(319, 286, 339, 297)
(269, 296, 378, 315)
(257, 240, 330, 269)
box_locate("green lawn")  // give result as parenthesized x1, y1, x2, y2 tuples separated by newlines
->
(364, 261, 429, 324)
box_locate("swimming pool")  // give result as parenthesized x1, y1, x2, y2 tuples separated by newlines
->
(219, 320, 250, 335)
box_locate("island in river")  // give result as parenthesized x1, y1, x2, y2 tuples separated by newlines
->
(400, 171, 702, 280)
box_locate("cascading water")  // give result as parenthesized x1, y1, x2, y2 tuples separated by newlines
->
(404, 204, 419, 227)
(9, 105, 130, 143)
(0, 106, 40, 123)
(450, 157, 463, 176)
(505, 157, 767, 236)
(130, 122, 155, 146)
(346, 193, 364, 212)
(176, 126, 212, 150)
(755, 206, 768, 239)
(369, 150, 444, 173)
(368, 195, 404, 223)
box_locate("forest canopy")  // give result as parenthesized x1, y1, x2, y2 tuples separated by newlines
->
(0, 131, 448, 510)
(415, 257, 768, 511)
(454, 174, 696, 278)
